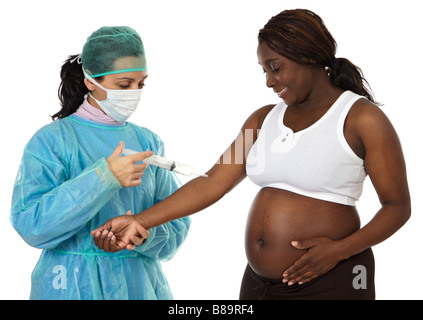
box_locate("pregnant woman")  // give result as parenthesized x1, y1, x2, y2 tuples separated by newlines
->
(92, 9, 410, 300)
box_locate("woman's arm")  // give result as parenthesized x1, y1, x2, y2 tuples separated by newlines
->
(92, 105, 275, 250)
(282, 100, 411, 285)
(336, 101, 411, 255)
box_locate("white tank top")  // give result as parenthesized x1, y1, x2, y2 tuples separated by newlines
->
(246, 91, 367, 206)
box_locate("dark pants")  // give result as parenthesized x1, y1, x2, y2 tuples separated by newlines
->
(239, 248, 375, 300)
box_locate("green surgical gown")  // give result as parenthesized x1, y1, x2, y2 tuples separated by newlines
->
(10, 114, 191, 300)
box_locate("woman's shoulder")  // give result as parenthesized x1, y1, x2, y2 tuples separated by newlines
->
(349, 97, 390, 129)
(242, 104, 277, 130)
(254, 104, 277, 117)
(346, 96, 400, 151)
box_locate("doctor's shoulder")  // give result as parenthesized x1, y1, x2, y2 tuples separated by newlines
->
(22, 118, 74, 156)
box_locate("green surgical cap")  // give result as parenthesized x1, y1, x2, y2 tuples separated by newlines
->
(81, 26, 147, 78)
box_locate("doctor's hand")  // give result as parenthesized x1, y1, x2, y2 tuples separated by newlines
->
(107, 141, 153, 188)
(92, 210, 149, 252)
(281, 237, 344, 285)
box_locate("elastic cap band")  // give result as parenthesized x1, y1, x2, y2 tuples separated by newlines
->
(87, 67, 148, 78)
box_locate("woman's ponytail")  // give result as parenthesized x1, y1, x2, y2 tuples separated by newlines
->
(329, 58, 376, 104)
(52, 54, 88, 120)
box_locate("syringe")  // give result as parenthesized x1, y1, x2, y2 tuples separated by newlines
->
(123, 148, 208, 178)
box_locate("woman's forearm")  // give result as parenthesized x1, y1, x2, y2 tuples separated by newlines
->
(134, 171, 236, 229)
(337, 202, 411, 260)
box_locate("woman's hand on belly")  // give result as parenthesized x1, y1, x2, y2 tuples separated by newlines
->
(282, 237, 345, 285)
(245, 188, 360, 279)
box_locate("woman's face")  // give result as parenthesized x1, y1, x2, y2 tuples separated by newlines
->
(85, 70, 148, 102)
(257, 42, 315, 106)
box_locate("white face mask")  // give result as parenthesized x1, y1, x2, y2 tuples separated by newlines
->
(83, 69, 143, 122)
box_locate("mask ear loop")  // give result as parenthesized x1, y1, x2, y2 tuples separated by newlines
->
(82, 68, 108, 92)
(82, 67, 109, 106)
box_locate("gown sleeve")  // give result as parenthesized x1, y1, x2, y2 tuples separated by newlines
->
(10, 130, 122, 249)
(133, 136, 191, 261)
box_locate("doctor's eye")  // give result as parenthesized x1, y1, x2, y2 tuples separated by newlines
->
(117, 81, 131, 89)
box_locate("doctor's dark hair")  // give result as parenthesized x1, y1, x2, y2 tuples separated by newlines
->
(53, 54, 103, 120)
(258, 9, 376, 103)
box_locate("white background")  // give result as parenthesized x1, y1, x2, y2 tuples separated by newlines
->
(0, 0, 422, 300)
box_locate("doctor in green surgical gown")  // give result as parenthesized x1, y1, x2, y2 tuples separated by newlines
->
(10, 26, 191, 300)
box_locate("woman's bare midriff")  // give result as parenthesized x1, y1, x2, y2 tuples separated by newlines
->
(245, 187, 361, 279)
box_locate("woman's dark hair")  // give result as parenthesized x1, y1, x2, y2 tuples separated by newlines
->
(258, 9, 377, 103)
(52, 54, 103, 120)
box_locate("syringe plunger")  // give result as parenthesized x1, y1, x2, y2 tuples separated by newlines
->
(123, 149, 208, 178)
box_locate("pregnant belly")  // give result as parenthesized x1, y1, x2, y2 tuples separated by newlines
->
(245, 188, 360, 279)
